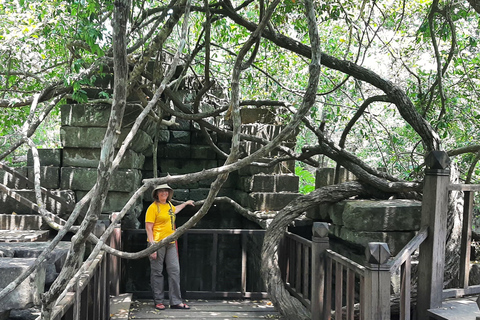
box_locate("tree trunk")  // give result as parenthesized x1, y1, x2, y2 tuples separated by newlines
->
(261, 181, 370, 319)
(444, 163, 463, 288)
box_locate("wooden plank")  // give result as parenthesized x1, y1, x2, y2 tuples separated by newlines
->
(346, 268, 355, 320)
(286, 231, 313, 246)
(448, 183, 480, 192)
(94, 268, 100, 320)
(296, 242, 302, 292)
(241, 233, 247, 296)
(303, 243, 310, 299)
(311, 223, 329, 320)
(335, 261, 343, 320)
(128, 299, 281, 319)
(186, 229, 266, 235)
(459, 191, 473, 288)
(108, 226, 122, 296)
(181, 232, 189, 293)
(185, 291, 268, 299)
(324, 258, 332, 320)
(362, 265, 391, 320)
(211, 233, 218, 292)
(390, 226, 428, 272)
(442, 284, 480, 299)
(289, 237, 296, 288)
(400, 257, 411, 320)
(417, 169, 450, 319)
(359, 275, 364, 320)
(428, 297, 480, 320)
(102, 257, 110, 320)
(326, 249, 365, 275)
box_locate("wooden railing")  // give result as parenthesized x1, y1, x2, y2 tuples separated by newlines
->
(388, 226, 428, 320)
(441, 183, 480, 299)
(180, 229, 267, 299)
(120, 228, 268, 299)
(324, 248, 366, 320)
(50, 224, 121, 320)
(415, 151, 480, 318)
(279, 151, 480, 319)
(280, 223, 429, 320)
(280, 232, 312, 308)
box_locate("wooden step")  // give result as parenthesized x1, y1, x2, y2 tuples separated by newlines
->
(428, 297, 480, 320)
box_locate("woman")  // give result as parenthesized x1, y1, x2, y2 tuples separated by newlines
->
(145, 183, 194, 310)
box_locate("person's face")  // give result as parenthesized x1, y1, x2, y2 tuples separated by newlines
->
(156, 189, 169, 201)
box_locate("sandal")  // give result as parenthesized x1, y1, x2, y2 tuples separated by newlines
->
(170, 303, 190, 309)
(155, 303, 166, 310)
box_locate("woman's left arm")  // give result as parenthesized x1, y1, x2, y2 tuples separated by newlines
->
(175, 200, 195, 213)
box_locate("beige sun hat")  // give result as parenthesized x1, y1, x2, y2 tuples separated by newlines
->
(152, 184, 173, 202)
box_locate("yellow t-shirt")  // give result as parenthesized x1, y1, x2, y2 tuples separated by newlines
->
(145, 202, 176, 243)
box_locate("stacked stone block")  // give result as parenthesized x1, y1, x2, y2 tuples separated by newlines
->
(232, 109, 301, 212)
(235, 174, 300, 211)
(60, 103, 148, 227)
(315, 167, 356, 188)
(142, 118, 236, 203)
(0, 211, 70, 319)
(0, 149, 75, 219)
(329, 199, 421, 255)
(310, 167, 421, 256)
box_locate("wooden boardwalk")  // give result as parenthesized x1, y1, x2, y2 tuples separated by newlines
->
(126, 298, 282, 320)
(110, 293, 282, 320)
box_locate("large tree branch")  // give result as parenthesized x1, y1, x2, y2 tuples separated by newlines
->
(261, 1, 321, 318)
(262, 182, 371, 320)
(40, 0, 132, 312)
(218, 1, 441, 152)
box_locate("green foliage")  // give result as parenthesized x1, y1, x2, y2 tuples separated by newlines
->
(295, 164, 315, 195)
(1, 0, 480, 185)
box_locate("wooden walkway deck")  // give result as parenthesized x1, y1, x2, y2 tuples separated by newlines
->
(111, 294, 283, 320)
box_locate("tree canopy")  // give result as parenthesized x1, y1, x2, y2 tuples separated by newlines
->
(1, 0, 480, 318)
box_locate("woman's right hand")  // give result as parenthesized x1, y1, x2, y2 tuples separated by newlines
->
(150, 251, 157, 259)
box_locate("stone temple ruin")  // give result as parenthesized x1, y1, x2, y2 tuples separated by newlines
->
(0, 80, 426, 317)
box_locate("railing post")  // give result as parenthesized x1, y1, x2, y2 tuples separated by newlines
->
(417, 151, 450, 320)
(311, 222, 329, 320)
(363, 242, 391, 320)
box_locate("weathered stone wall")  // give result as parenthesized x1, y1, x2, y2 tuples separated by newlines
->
(233, 120, 300, 212)
(59, 103, 148, 227)
(308, 167, 422, 256)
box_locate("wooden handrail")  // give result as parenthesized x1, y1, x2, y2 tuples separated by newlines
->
(442, 284, 480, 299)
(326, 249, 366, 276)
(285, 231, 312, 247)
(185, 229, 265, 235)
(448, 183, 480, 192)
(389, 226, 428, 273)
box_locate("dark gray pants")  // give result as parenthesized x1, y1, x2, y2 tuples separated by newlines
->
(149, 242, 182, 305)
